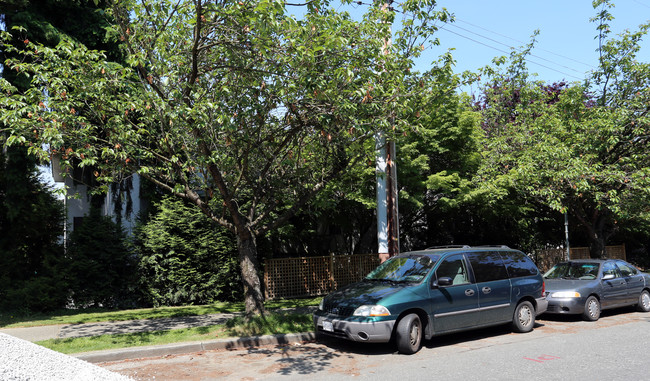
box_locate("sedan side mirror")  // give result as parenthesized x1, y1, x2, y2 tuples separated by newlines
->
(602, 274, 615, 281)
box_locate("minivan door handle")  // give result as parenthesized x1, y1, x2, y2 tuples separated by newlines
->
(482, 287, 492, 294)
(465, 289, 475, 296)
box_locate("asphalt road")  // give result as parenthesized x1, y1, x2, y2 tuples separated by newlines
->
(100, 307, 650, 381)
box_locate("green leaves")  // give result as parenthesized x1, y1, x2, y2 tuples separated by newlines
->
(0, 0, 460, 312)
(136, 196, 241, 306)
(475, 6, 650, 252)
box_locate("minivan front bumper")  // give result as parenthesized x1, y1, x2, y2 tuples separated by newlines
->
(313, 314, 395, 343)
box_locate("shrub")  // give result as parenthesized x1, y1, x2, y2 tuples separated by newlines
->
(66, 208, 139, 308)
(135, 196, 241, 306)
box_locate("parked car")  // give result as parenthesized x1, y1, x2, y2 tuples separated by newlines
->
(313, 246, 548, 354)
(543, 259, 650, 321)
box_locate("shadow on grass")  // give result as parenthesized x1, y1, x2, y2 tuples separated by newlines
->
(1, 297, 320, 328)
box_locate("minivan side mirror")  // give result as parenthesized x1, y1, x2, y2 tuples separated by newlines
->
(433, 277, 453, 288)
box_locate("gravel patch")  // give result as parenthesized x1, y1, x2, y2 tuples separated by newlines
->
(0, 333, 132, 381)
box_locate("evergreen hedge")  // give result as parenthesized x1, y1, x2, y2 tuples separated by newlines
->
(136, 196, 242, 306)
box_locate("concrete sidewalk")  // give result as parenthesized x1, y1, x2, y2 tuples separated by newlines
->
(0, 307, 317, 363)
(0, 312, 241, 342)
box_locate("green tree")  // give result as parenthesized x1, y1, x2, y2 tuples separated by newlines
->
(474, 4, 650, 257)
(66, 208, 139, 308)
(0, 0, 114, 312)
(136, 196, 241, 306)
(396, 56, 484, 249)
(0, 0, 448, 315)
(0, 148, 67, 312)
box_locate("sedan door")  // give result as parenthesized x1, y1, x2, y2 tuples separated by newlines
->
(600, 261, 627, 307)
(616, 260, 646, 304)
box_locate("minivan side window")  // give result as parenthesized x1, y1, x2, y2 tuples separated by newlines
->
(466, 252, 508, 283)
(436, 255, 470, 286)
(501, 251, 538, 278)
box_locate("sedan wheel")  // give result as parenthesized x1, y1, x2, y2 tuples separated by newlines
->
(637, 290, 650, 312)
(582, 296, 601, 321)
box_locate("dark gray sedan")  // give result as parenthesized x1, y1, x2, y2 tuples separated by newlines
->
(543, 259, 650, 321)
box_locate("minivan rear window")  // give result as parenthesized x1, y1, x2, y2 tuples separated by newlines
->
(501, 251, 539, 278)
(466, 252, 508, 282)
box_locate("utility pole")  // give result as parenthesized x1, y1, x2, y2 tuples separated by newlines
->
(376, 0, 399, 263)
(376, 134, 399, 262)
(386, 139, 399, 256)
(564, 211, 570, 260)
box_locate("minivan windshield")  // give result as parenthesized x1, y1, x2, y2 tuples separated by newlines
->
(544, 262, 600, 280)
(366, 255, 439, 283)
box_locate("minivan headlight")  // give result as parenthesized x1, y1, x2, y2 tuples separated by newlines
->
(551, 291, 581, 298)
(353, 305, 390, 317)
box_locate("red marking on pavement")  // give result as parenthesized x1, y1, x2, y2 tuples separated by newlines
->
(523, 354, 561, 363)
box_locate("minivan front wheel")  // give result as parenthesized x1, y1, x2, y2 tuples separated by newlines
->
(512, 301, 535, 333)
(396, 313, 422, 354)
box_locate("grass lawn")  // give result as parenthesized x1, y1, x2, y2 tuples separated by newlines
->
(1, 298, 320, 354)
(35, 312, 315, 354)
(0, 297, 320, 328)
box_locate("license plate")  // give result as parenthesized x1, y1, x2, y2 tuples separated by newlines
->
(323, 320, 333, 332)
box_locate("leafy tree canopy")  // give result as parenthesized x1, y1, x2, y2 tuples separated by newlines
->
(473, 1, 650, 257)
(0, 0, 453, 315)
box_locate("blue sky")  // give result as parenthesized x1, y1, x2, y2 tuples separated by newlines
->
(422, 0, 650, 90)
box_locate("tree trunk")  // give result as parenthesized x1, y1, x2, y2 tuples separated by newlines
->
(572, 206, 615, 259)
(236, 228, 266, 317)
(588, 232, 606, 259)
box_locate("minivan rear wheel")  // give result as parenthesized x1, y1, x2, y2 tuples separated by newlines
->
(512, 301, 535, 333)
(396, 313, 422, 354)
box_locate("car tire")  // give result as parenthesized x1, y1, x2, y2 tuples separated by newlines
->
(512, 301, 535, 333)
(636, 290, 650, 312)
(582, 296, 601, 321)
(396, 313, 422, 354)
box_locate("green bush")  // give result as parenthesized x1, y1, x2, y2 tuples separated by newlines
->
(66, 208, 140, 308)
(135, 196, 241, 306)
(0, 148, 69, 312)
(0, 249, 69, 313)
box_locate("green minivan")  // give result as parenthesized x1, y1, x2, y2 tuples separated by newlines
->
(313, 246, 548, 354)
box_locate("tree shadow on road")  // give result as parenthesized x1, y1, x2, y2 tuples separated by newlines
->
(238, 335, 397, 377)
(240, 342, 342, 376)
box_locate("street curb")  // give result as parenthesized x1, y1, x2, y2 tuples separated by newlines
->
(74, 332, 317, 363)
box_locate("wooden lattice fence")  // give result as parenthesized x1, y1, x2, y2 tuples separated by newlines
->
(265, 245, 627, 299)
(264, 253, 381, 299)
(533, 245, 626, 273)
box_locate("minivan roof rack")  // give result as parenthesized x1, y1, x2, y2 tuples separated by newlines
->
(426, 245, 471, 249)
(425, 245, 510, 250)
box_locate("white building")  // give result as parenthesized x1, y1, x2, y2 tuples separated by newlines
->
(51, 156, 143, 237)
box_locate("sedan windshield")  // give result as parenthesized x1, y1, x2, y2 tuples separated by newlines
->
(366, 255, 439, 283)
(544, 262, 600, 280)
